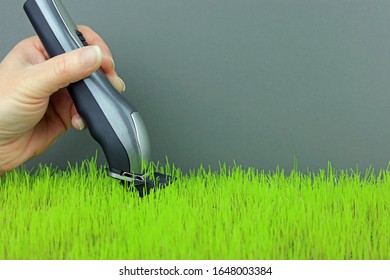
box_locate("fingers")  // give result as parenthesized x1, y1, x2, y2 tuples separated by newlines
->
(78, 25, 126, 93)
(70, 103, 86, 131)
(72, 114, 86, 131)
(9, 26, 126, 132)
(78, 25, 113, 57)
(24, 45, 103, 99)
(15, 26, 126, 100)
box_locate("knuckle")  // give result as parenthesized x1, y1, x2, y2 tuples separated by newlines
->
(53, 55, 70, 77)
(78, 24, 91, 32)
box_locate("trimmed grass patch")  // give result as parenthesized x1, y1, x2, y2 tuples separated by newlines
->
(0, 159, 389, 259)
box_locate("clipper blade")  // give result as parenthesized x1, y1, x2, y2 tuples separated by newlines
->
(121, 172, 175, 197)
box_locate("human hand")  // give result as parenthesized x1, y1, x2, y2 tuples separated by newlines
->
(0, 25, 126, 174)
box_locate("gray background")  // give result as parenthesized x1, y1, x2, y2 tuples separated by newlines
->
(2, 0, 390, 173)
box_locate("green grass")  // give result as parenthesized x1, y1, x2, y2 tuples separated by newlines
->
(0, 158, 389, 260)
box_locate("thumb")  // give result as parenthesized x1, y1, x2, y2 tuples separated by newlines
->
(26, 45, 102, 99)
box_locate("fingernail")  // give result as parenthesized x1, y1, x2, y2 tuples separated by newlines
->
(77, 118, 86, 131)
(80, 45, 102, 68)
(118, 77, 126, 92)
(110, 56, 116, 71)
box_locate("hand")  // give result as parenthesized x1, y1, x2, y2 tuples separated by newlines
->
(0, 25, 126, 174)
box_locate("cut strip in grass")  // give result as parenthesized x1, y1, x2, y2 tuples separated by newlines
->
(0, 158, 389, 260)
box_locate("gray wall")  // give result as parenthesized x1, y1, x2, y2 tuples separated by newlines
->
(2, 0, 390, 173)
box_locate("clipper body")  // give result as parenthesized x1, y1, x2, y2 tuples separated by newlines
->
(24, 0, 152, 185)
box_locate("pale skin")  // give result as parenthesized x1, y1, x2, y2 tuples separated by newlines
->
(0, 25, 126, 175)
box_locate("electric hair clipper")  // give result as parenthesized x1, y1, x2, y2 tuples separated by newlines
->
(24, 0, 172, 195)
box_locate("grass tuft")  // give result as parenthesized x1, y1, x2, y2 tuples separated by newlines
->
(0, 158, 389, 260)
